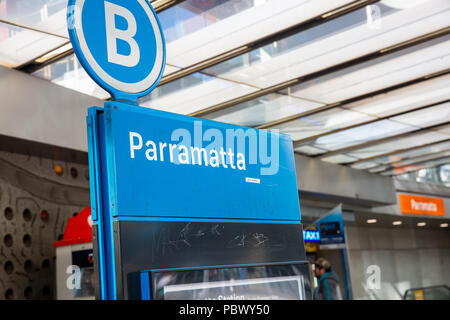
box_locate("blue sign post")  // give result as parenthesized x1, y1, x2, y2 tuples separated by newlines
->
(68, 0, 165, 102)
(316, 205, 351, 300)
(69, 0, 310, 300)
(87, 102, 309, 299)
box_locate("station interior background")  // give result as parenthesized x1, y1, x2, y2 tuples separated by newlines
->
(0, 0, 449, 300)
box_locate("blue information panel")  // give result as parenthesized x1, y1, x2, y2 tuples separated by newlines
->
(87, 102, 306, 299)
(317, 206, 346, 248)
(97, 102, 300, 220)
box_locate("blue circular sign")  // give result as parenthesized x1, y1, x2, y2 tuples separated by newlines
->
(67, 0, 166, 101)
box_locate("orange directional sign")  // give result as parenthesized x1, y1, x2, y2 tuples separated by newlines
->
(399, 194, 445, 216)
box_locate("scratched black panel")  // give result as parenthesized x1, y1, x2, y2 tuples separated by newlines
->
(115, 221, 306, 299)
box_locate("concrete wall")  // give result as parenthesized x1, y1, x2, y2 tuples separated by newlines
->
(345, 225, 450, 299)
(367, 179, 450, 219)
(295, 154, 397, 206)
(0, 66, 102, 152)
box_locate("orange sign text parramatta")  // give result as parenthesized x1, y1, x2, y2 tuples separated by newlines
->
(399, 194, 445, 216)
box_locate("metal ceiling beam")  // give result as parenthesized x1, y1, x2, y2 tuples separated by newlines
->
(159, 0, 379, 86)
(0, 19, 69, 39)
(290, 98, 450, 146)
(150, 0, 184, 12)
(384, 154, 450, 176)
(190, 26, 450, 118)
(256, 68, 450, 130)
(16, 0, 186, 73)
(15, 41, 72, 70)
(368, 148, 450, 174)
(313, 122, 450, 160)
(18, 0, 375, 75)
(346, 138, 450, 166)
(190, 79, 300, 117)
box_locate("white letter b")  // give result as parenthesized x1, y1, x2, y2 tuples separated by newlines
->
(105, 1, 140, 67)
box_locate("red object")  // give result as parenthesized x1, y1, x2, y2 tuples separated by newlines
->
(53, 206, 93, 247)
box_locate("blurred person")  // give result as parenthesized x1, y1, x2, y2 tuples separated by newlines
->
(313, 258, 343, 300)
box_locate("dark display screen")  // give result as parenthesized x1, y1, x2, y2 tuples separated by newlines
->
(320, 222, 341, 236)
(150, 263, 312, 300)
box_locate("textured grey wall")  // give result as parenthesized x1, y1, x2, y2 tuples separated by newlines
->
(0, 150, 90, 300)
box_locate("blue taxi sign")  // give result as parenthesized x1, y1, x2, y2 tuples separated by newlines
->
(67, 0, 165, 101)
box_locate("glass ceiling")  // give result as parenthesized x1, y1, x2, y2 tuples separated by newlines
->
(139, 2, 450, 115)
(306, 119, 419, 153)
(381, 156, 450, 176)
(1, 0, 449, 177)
(321, 125, 450, 165)
(0, 21, 67, 68)
(280, 35, 450, 104)
(351, 140, 450, 170)
(396, 162, 450, 187)
(159, 0, 355, 72)
(203, 93, 323, 128)
(344, 74, 450, 117)
(0, 0, 68, 37)
(269, 74, 450, 144)
(31, 53, 110, 99)
(369, 149, 450, 174)
(203, 0, 450, 89)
